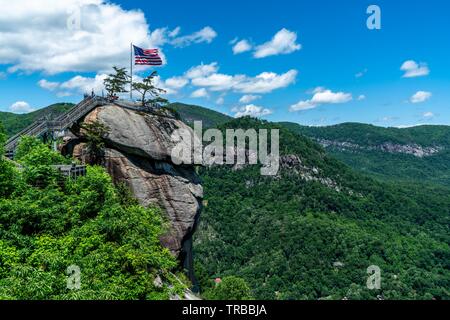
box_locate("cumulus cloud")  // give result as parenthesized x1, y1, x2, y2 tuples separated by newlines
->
(39, 72, 183, 97)
(423, 111, 434, 118)
(290, 87, 352, 112)
(401, 60, 430, 78)
(0, 0, 216, 74)
(191, 68, 298, 94)
(357, 94, 366, 101)
(185, 62, 219, 79)
(254, 28, 301, 58)
(191, 88, 209, 98)
(10, 101, 35, 113)
(38, 79, 60, 91)
(232, 104, 273, 118)
(165, 76, 189, 89)
(232, 39, 252, 55)
(410, 91, 432, 103)
(59, 74, 108, 95)
(239, 95, 261, 104)
(170, 26, 217, 47)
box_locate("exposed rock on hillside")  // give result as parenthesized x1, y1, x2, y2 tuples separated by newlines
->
(64, 104, 203, 268)
(317, 139, 443, 158)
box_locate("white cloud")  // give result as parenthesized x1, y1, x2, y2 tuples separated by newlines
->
(185, 62, 219, 79)
(165, 76, 189, 89)
(357, 94, 366, 101)
(191, 88, 209, 98)
(233, 104, 273, 118)
(191, 68, 297, 94)
(170, 26, 217, 47)
(254, 28, 301, 58)
(216, 96, 225, 105)
(232, 39, 252, 55)
(168, 26, 181, 38)
(10, 101, 35, 113)
(239, 95, 261, 104)
(290, 87, 352, 112)
(60, 73, 108, 95)
(38, 79, 60, 91)
(236, 70, 298, 93)
(410, 91, 432, 103)
(0, 1, 215, 74)
(355, 68, 368, 78)
(423, 111, 434, 118)
(401, 60, 430, 78)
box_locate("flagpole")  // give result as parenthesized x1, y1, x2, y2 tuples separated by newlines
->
(130, 43, 133, 101)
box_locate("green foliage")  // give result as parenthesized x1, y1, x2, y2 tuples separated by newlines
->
(194, 117, 450, 300)
(0, 137, 186, 299)
(104, 66, 130, 98)
(14, 136, 69, 187)
(203, 276, 253, 300)
(132, 71, 168, 107)
(80, 121, 110, 163)
(0, 123, 18, 197)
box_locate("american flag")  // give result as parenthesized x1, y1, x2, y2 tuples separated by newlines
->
(133, 45, 163, 66)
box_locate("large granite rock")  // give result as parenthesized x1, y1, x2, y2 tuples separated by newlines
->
(103, 147, 202, 257)
(83, 105, 193, 162)
(70, 104, 203, 265)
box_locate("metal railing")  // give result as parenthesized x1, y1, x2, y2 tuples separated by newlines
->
(4, 96, 108, 157)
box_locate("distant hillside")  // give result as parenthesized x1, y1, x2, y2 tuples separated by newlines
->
(281, 122, 450, 186)
(0, 103, 74, 137)
(168, 102, 232, 128)
(194, 117, 450, 300)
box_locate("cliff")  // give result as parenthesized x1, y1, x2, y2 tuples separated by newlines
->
(63, 104, 203, 273)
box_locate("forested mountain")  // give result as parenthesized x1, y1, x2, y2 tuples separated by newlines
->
(282, 122, 450, 187)
(193, 117, 450, 300)
(0, 103, 74, 137)
(168, 103, 232, 128)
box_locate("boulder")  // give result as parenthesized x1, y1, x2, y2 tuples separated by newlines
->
(70, 104, 203, 264)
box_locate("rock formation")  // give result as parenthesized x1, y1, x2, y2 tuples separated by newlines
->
(64, 104, 203, 274)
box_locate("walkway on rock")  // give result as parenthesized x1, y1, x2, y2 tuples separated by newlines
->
(4, 96, 159, 159)
(4, 96, 107, 158)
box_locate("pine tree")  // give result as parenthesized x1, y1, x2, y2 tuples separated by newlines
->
(132, 71, 168, 107)
(103, 66, 130, 99)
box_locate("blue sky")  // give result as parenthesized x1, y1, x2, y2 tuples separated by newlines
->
(0, 0, 449, 127)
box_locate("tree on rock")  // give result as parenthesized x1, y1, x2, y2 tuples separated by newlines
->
(104, 67, 129, 100)
(132, 71, 168, 107)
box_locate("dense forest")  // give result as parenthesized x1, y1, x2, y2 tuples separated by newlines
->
(193, 117, 450, 300)
(0, 123, 188, 299)
(283, 122, 450, 187)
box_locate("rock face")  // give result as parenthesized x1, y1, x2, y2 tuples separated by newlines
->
(316, 139, 443, 158)
(67, 104, 203, 271)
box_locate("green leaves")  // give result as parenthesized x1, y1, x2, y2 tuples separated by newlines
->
(203, 276, 253, 300)
(0, 138, 186, 300)
(132, 71, 168, 107)
(104, 66, 130, 98)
